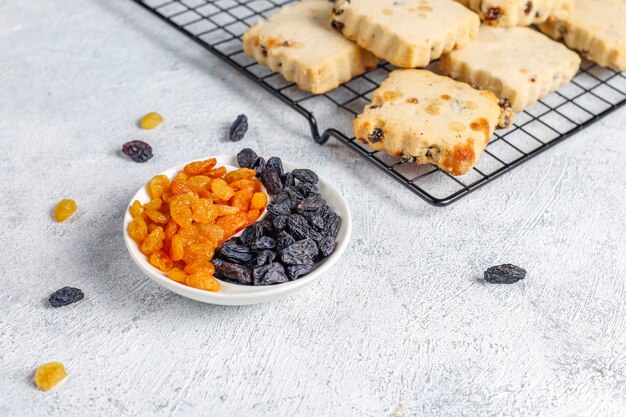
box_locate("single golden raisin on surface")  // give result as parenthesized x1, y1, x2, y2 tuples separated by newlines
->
(34, 362, 67, 391)
(185, 271, 220, 291)
(139, 112, 163, 130)
(149, 175, 170, 199)
(53, 199, 77, 222)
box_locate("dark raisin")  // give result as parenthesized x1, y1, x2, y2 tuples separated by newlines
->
(250, 236, 276, 251)
(266, 156, 284, 176)
(484, 7, 501, 21)
(254, 250, 276, 267)
(524, 1, 532, 14)
(332, 7, 344, 16)
(276, 231, 296, 252)
(239, 223, 263, 246)
(283, 187, 304, 206)
(296, 182, 319, 197)
(368, 128, 384, 143)
(219, 241, 254, 263)
(272, 215, 289, 231)
(331, 20, 344, 31)
(484, 264, 527, 284)
(253, 262, 289, 285)
(401, 154, 417, 164)
(280, 238, 318, 265)
(282, 172, 295, 187)
(237, 148, 258, 168)
(297, 195, 324, 212)
(49, 287, 84, 307)
(273, 192, 292, 207)
(267, 203, 291, 216)
(292, 169, 318, 184)
(318, 235, 336, 258)
(286, 263, 314, 280)
(323, 212, 341, 238)
(261, 168, 283, 195)
(288, 214, 312, 240)
(229, 114, 248, 142)
(215, 261, 252, 285)
(309, 214, 325, 230)
(122, 140, 153, 162)
(252, 156, 266, 175)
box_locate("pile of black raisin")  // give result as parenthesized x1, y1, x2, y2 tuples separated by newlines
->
(212, 148, 341, 286)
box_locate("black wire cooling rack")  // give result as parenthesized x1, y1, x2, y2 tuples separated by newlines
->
(131, 0, 626, 206)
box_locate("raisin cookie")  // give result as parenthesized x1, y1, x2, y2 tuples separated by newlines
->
(439, 26, 581, 112)
(242, 0, 379, 94)
(331, 0, 480, 68)
(455, 0, 571, 27)
(353, 70, 503, 176)
(538, 0, 626, 71)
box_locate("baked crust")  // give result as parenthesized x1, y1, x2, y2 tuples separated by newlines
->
(242, 0, 379, 94)
(538, 0, 626, 71)
(456, 0, 571, 27)
(331, 0, 480, 68)
(353, 70, 502, 176)
(439, 26, 581, 112)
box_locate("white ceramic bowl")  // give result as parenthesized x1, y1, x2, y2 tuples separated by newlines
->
(123, 155, 352, 305)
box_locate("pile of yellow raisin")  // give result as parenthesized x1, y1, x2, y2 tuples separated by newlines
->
(128, 158, 267, 291)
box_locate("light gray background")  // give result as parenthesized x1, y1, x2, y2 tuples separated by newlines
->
(1, 0, 625, 416)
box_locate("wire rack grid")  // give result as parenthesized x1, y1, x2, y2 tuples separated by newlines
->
(131, 0, 626, 206)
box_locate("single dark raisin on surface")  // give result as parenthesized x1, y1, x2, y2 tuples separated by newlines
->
(484, 264, 527, 284)
(281, 238, 318, 265)
(229, 114, 248, 142)
(524, 1, 533, 14)
(331, 20, 344, 31)
(49, 287, 84, 308)
(253, 262, 289, 285)
(266, 156, 284, 176)
(215, 261, 252, 285)
(292, 169, 318, 184)
(237, 148, 258, 168)
(122, 140, 153, 162)
(261, 168, 283, 195)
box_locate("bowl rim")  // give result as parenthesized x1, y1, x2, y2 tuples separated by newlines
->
(122, 155, 352, 303)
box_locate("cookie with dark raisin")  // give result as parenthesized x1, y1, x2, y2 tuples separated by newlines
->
(455, 0, 571, 27)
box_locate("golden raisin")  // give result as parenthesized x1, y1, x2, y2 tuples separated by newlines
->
(230, 179, 259, 192)
(184, 159, 217, 175)
(128, 217, 148, 242)
(144, 198, 162, 212)
(53, 199, 77, 222)
(230, 189, 253, 212)
(170, 179, 195, 196)
(186, 175, 212, 193)
(250, 192, 268, 210)
(130, 200, 144, 218)
(149, 250, 174, 272)
(216, 204, 240, 216)
(183, 243, 215, 264)
(225, 168, 256, 184)
(141, 226, 164, 256)
(216, 212, 247, 237)
(246, 209, 261, 226)
(185, 271, 220, 291)
(167, 267, 188, 283)
(211, 178, 235, 201)
(170, 199, 193, 228)
(34, 362, 67, 391)
(170, 234, 185, 261)
(207, 166, 228, 178)
(139, 112, 163, 130)
(195, 224, 225, 245)
(164, 219, 179, 241)
(149, 175, 170, 199)
(184, 261, 216, 275)
(146, 209, 169, 224)
(191, 199, 218, 224)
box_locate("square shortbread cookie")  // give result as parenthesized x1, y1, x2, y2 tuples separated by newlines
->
(439, 26, 581, 112)
(331, 0, 480, 68)
(353, 70, 502, 176)
(538, 0, 626, 71)
(455, 0, 571, 27)
(242, 0, 379, 94)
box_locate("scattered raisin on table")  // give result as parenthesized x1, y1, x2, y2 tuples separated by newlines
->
(34, 362, 67, 391)
(484, 264, 527, 284)
(139, 112, 163, 130)
(49, 287, 84, 307)
(53, 199, 77, 222)
(122, 140, 153, 162)
(229, 114, 248, 142)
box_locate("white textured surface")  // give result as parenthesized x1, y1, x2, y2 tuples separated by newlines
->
(1, 0, 625, 416)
